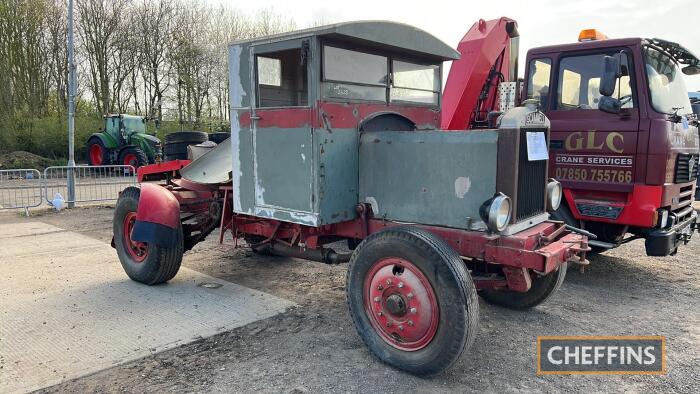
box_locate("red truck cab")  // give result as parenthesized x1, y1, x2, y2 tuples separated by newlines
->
(523, 33, 699, 255)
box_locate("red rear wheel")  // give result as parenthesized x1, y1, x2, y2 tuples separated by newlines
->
(364, 257, 438, 351)
(89, 144, 103, 165)
(122, 211, 148, 262)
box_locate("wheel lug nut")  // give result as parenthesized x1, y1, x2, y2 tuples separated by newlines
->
(377, 311, 383, 316)
(397, 282, 404, 288)
(386, 322, 392, 327)
(398, 325, 404, 331)
(408, 320, 414, 326)
(407, 293, 414, 299)
(374, 297, 381, 302)
(386, 279, 392, 285)
(410, 307, 417, 314)
(377, 284, 383, 290)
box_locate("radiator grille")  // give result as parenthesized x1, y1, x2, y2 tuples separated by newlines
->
(674, 153, 699, 183)
(516, 130, 547, 221)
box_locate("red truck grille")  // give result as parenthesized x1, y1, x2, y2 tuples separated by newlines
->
(674, 153, 699, 183)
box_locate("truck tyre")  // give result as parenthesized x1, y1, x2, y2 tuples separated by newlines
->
(118, 147, 148, 169)
(113, 186, 183, 285)
(208, 132, 231, 144)
(479, 263, 567, 310)
(87, 138, 109, 166)
(164, 131, 208, 144)
(163, 132, 208, 161)
(346, 227, 478, 376)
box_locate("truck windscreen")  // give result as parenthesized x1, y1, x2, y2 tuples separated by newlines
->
(644, 46, 693, 115)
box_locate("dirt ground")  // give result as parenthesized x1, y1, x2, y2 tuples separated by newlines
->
(4, 205, 699, 393)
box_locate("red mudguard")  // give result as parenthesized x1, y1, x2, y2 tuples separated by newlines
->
(131, 183, 181, 247)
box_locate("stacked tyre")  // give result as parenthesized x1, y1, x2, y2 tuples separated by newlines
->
(208, 132, 231, 145)
(163, 131, 209, 161)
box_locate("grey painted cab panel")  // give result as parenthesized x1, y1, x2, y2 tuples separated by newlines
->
(359, 130, 498, 229)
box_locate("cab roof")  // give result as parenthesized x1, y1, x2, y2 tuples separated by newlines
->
(528, 37, 699, 67)
(230, 20, 460, 62)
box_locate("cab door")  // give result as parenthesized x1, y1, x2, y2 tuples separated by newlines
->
(249, 38, 316, 223)
(532, 50, 641, 194)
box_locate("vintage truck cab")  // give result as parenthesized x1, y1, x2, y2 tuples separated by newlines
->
(113, 21, 588, 376)
(523, 33, 699, 256)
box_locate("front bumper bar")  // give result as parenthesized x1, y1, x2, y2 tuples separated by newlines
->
(645, 209, 697, 256)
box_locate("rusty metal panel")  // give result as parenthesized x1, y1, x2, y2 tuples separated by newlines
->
(359, 130, 499, 230)
(315, 128, 359, 224)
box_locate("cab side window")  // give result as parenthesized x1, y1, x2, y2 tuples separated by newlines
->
(526, 58, 552, 111)
(256, 47, 308, 108)
(557, 53, 634, 110)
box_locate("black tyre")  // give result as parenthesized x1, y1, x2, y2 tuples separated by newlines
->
(118, 147, 148, 169)
(113, 186, 183, 285)
(163, 141, 193, 161)
(346, 227, 478, 376)
(87, 137, 110, 166)
(480, 263, 567, 310)
(164, 131, 208, 144)
(208, 132, 231, 144)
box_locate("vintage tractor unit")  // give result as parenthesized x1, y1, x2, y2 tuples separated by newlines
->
(86, 114, 162, 168)
(112, 22, 589, 375)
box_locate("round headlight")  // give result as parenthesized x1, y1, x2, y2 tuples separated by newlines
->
(479, 193, 512, 232)
(546, 179, 562, 212)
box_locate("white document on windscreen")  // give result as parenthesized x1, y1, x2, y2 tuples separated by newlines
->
(526, 131, 548, 161)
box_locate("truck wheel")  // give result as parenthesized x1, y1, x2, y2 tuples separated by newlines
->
(346, 227, 478, 376)
(480, 263, 567, 310)
(113, 187, 183, 285)
(87, 138, 109, 166)
(119, 147, 148, 169)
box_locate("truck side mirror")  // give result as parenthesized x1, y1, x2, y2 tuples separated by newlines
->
(598, 95, 621, 114)
(600, 55, 620, 97)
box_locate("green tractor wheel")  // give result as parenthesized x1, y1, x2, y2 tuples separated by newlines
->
(119, 147, 148, 169)
(87, 138, 110, 166)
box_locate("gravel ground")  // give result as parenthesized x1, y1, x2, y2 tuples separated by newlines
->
(4, 205, 699, 393)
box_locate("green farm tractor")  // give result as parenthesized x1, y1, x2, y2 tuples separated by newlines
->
(86, 114, 162, 168)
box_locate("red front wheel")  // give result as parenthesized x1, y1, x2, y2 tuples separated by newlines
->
(346, 227, 479, 376)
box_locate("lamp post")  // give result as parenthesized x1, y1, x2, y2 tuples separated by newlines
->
(67, 0, 76, 208)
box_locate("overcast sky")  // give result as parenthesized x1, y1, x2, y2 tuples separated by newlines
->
(214, 0, 700, 91)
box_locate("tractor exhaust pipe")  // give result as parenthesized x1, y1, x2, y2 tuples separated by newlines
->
(265, 242, 351, 264)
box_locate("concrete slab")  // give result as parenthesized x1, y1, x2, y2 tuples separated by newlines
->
(0, 222, 295, 393)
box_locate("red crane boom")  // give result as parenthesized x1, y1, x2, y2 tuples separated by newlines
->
(441, 17, 519, 130)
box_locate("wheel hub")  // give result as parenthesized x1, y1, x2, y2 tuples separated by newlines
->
(385, 294, 407, 316)
(123, 211, 147, 262)
(364, 257, 439, 351)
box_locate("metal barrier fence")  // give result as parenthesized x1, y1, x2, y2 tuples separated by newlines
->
(0, 169, 43, 215)
(43, 165, 136, 205)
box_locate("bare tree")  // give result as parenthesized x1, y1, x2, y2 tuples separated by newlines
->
(77, 0, 131, 114)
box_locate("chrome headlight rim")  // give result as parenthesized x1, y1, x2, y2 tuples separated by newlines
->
(486, 193, 512, 232)
(546, 179, 562, 212)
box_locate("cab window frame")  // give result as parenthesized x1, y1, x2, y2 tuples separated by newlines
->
(552, 48, 637, 111)
(524, 56, 553, 111)
(320, 41, 441, 107)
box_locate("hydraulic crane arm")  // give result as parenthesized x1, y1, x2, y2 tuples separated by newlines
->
(441, 17, 519, 130)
